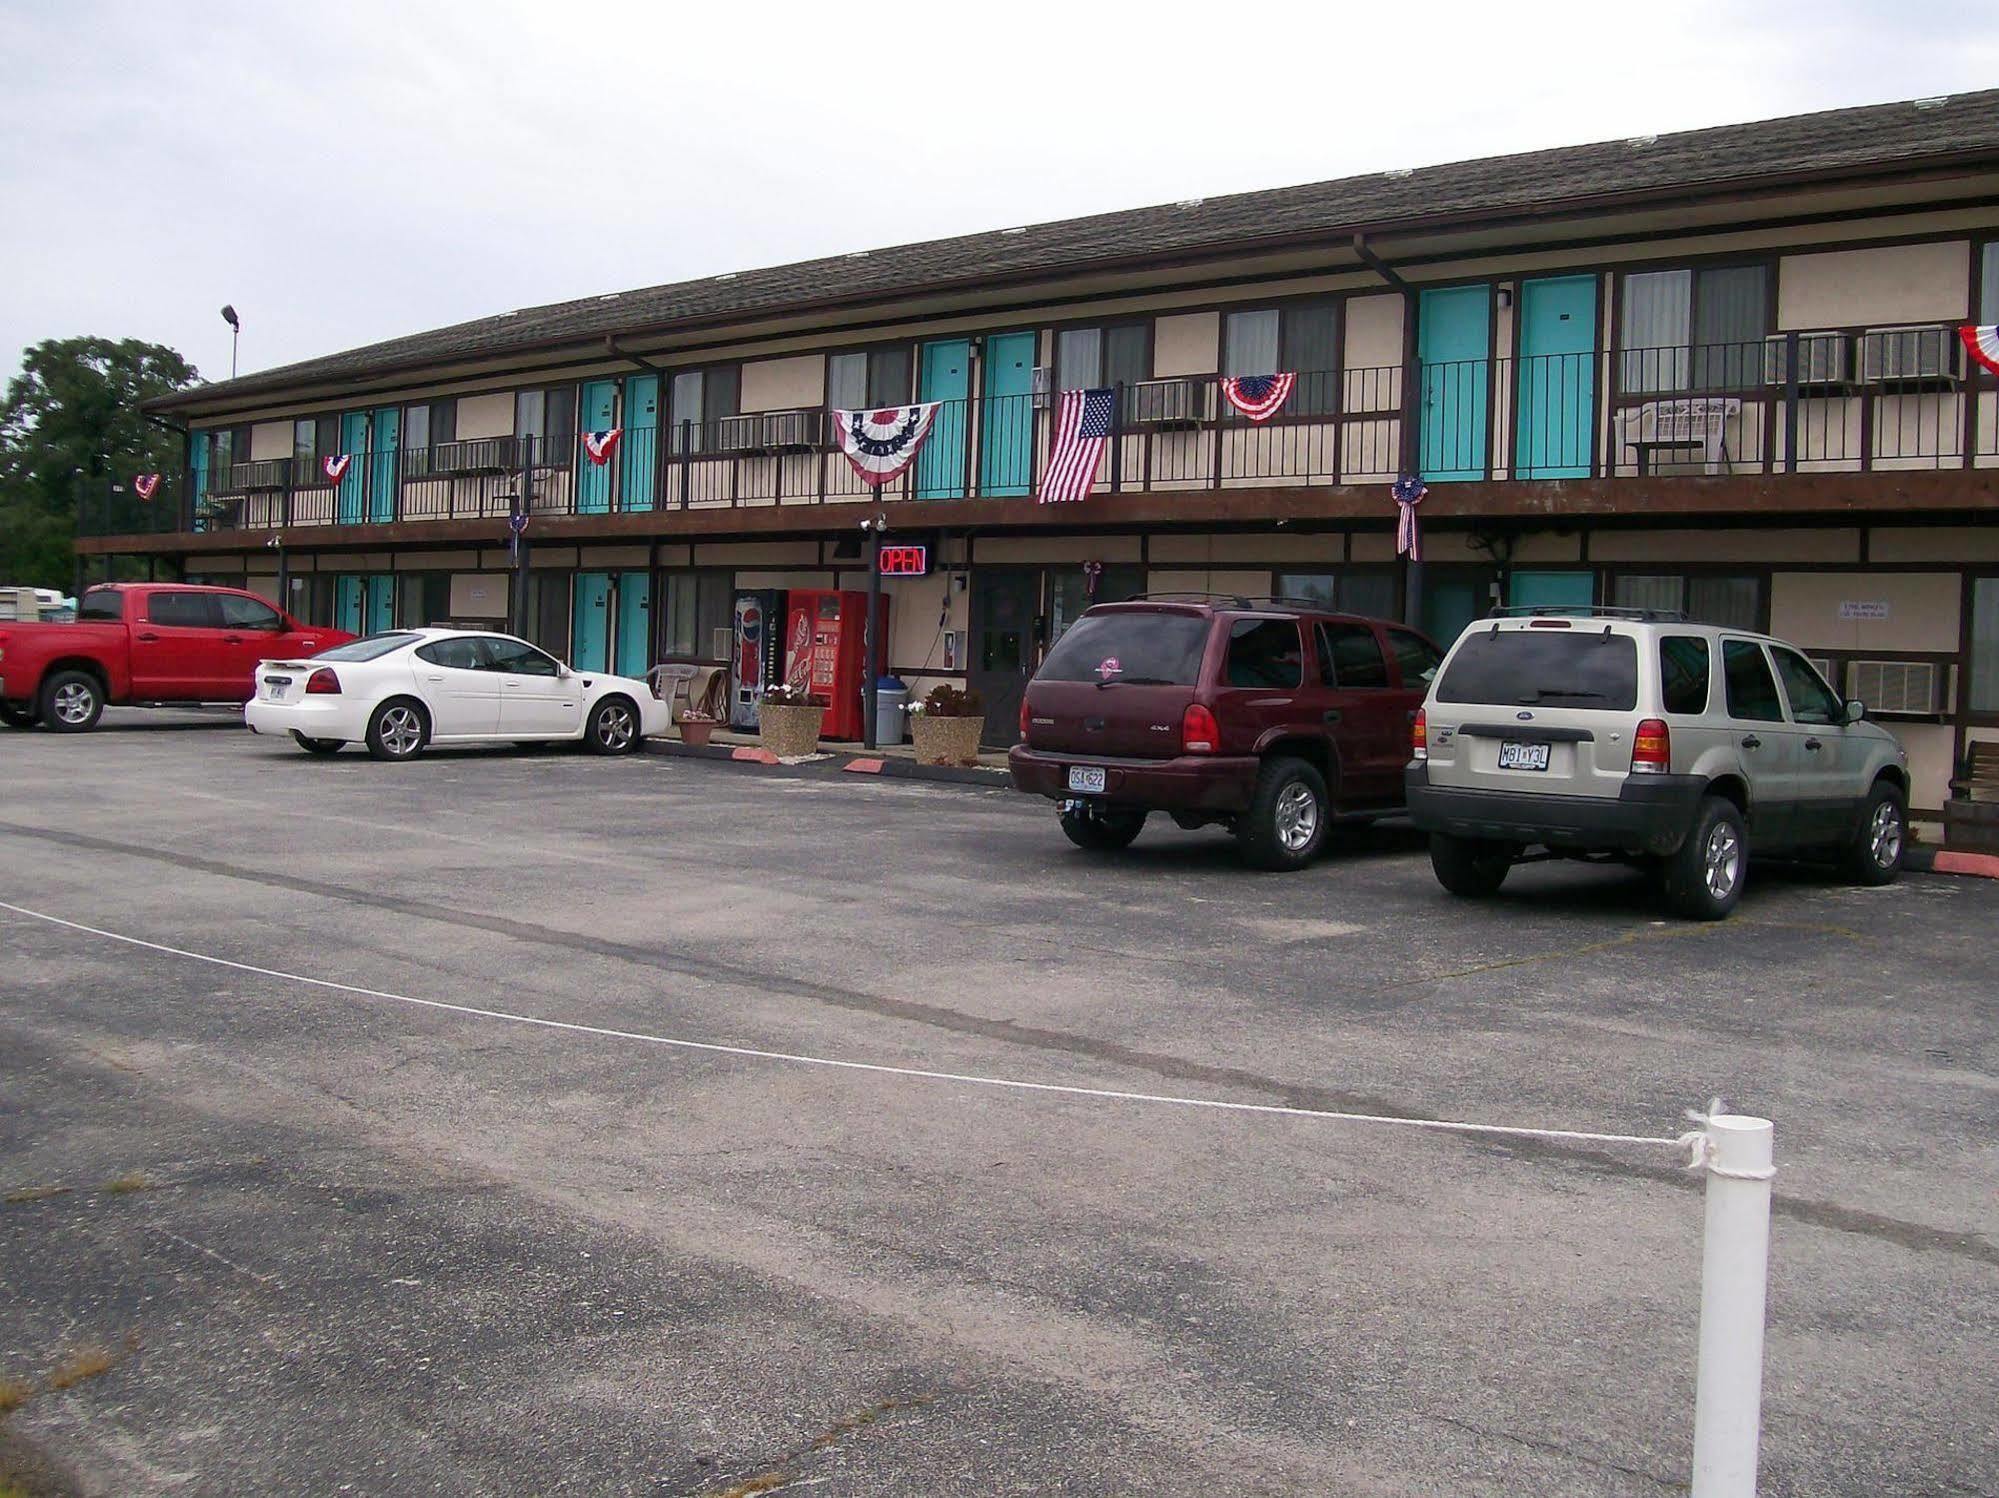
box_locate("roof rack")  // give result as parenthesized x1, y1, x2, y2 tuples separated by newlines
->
(1117, 591, 1334, 611)
(1486, 604, 1688, 622)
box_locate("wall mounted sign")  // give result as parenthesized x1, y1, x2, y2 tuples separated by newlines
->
(878, 544, 930, 577)
(1839, 601, 1890, 621)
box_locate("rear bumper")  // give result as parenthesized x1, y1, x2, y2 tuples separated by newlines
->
(1405, 766, 1707, 856)
(1009, 745, 1259, 812)
(245, 697, 371, 743)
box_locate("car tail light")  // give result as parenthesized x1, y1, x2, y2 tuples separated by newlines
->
(1019, 694, 1030, 742)
(1411, 706, 1428, 761)
(1181, 702, 1219, 755)
(305, 668, 341, 695)
(1632, 717, 1670, 774)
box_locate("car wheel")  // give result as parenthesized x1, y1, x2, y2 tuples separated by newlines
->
(38, 670, 104, 733)
(1237, 756, 1330, 871)
(1663, 794, 1747, 921)
(290, 732, 344, 757)
(0, 701, 38, 729)
(1844, 778, 1906, 887)
(1429, 833, 1513, 897)
(585, 695, 640, 755)
(1058, 803, 1146, 852)
(365, 698, 429, 762)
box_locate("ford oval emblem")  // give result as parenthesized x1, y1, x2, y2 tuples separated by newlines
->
(1516, 710, 1534, 720)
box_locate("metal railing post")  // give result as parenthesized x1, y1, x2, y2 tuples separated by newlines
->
(1110, 382, 1125, 493)
(1690, 1113, 1774, 1498)
(678, 421, 692, 509)
(1781, 332, 1801, 474)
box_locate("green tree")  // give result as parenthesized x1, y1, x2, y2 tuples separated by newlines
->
(0, 337, 198, 589)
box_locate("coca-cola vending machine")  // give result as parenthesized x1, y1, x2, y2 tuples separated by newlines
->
(728, 589, 786, 730)
(782, 588, 889, 742)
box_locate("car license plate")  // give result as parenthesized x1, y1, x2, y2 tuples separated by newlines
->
(1067, 765, 1108, 794)
(264, 676, 291, 700)
(1497, 740, 1550, 771)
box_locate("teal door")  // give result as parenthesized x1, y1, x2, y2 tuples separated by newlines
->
(571, 572, 610, 672)
(338, 412, 368, 523)
(190, 435, 211, 531)
(916, 339, 971, 499)
(365, 575, 395, 634)
(1419, 285, 1491, 482)
(621, 375, 658, 512)
(367, 407, 400, 523)
(614, 571, 650, 677)
(979, 332, 1037, 497)
(1509, 570, 1595, 612)
(1420, 575, 1486, 650)
(1515, 275, 1598, 479)
(578, 380, 617, 514)
(335, 576, 362, 635)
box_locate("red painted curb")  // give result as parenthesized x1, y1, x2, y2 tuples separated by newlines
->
(843, 758, 886, 774)
(1932, 850, 1999, 879)
(731, 747, 779, 765)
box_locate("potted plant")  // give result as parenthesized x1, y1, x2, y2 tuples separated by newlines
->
(677, 709, 718, 747)
(909, 684, 986, 766)
(757, 680, 825, 758)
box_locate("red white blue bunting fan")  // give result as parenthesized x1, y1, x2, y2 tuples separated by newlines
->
(832, 404, 941, 487)
(322, 453, 352, 482)
(1219, 372, 1297, 423)
(1960, 324, 1999, 377)
(583, 428, 622, 466)
(1392, 476, 1427, 563)
(133, 473, 161, 501)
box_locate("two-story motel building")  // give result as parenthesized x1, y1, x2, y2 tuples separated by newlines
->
(99, 90, 1999, 811)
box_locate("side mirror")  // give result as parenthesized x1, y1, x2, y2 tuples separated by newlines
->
(1842, 698, 1867, 725)
(557, 664, 573, 680)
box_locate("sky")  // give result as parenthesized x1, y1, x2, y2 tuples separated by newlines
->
(2, 0, 1995, 390)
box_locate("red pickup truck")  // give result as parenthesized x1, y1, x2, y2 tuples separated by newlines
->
(0, 583, 351, 733)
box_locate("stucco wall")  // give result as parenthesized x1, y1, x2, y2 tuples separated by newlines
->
(1777, 240, 1970, 329)
(448, 574, 508, 618)
(740, 355, 826, 413)
(1343, 294, 1403, 369)
(1767, 571, 1961, 653)
(1152, 312, 1219, 378)
(456, 392, 514, 440)
(249, 421, 292, 462)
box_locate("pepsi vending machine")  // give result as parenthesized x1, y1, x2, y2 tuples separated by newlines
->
(729, 589, 787, 729)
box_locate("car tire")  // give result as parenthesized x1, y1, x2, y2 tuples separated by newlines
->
(290, 732, 344, 756)
(1844, 778, 1906, 887)
(1663, 794, 1748, 921)
(585, 695, 641, 755)
(38, 670, 104, 733)
(0, 701, 37, 729)
(1058, 803, 1146, 851)
(1236, 756, 1330, 871)
(1429, 833, 1513, 897)
(365, 698, 429, 762)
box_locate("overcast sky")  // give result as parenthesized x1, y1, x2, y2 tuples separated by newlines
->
(2, 0, 1994, 390)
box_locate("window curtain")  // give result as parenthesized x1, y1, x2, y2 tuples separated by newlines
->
(1621, 271, 1691, 391)
(1224, 309, 1280, 376)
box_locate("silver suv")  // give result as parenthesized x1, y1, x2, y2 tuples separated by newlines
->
(1404, 610, 1910, 919)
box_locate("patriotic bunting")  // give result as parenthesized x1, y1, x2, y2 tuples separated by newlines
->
(1960, 324, 1999, 378)
(583, 428, 622, 466)
(1039, 388, 1114, 504)
(831, 404, 941, 487)
(133, 473, 161, 501)
(322, 453, 352, 483)
(1220, 372, 1297, 423)
(507, 508, 529, 563)
(1392, 476, 1427, 563)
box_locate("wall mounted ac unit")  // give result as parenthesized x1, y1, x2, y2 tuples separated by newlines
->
(1128, 377, 1214, 427)
(1857, 325, 1963, 384)
(710, 627, 733, 662)
(1847, 658, 1943, 716)
(1762, 331, 1849, 388)
(760, 409, 822, 451)
(711, 415, 766, 453)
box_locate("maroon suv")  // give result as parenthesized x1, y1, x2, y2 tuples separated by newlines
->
(1008, 599, 1442, 869)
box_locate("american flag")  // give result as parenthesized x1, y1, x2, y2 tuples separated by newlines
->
(1039, 387, 1114, 504)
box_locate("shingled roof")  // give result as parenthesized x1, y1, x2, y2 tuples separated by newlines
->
(162, 89, 1999, 410)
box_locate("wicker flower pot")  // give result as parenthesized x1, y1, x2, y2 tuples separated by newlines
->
(910, 713, 984, 767)
(678, 717, 717, 747)
(758, 701, 825, 758)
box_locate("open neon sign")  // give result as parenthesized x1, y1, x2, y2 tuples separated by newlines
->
(877, 544, 930, 576)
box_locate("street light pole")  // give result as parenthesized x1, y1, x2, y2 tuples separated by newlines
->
(220, 305, 241, 379)
(862, 512, 883, 751)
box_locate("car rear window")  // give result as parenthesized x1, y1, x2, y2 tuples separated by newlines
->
(147, 591, 221, 628)
(1436, 628, 1640, 710)
(1036, 611, 1209, 685)
(78, 590, 124, 622)
(315, 632, 419, 662)
(1659, 636, 1711, 715)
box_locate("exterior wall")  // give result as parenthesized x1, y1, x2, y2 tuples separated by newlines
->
(1869, 527, 1999, 562)
(1152, 312, 1219, 377)
(249, 421, 292, 461)
(740, 354, 825, 413)
(1768, 571, 1960, 653)
(1590, 529, 1864, 563)
(456, 392, 513, 440)
(448, 574, 508, 618)
(1776, 240, 1970, 328)
(1147, 567, 1269, 597)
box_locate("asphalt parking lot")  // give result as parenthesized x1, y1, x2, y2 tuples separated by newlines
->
(2, 711, 1995, 1497)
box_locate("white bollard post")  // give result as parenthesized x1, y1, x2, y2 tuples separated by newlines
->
(1690, 1113, 1775, 1498)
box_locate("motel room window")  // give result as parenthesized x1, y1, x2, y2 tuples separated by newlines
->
(515, 386, 576, 461)
(827, 348, 913, 410)
(1276, 569, 1397, 619)
(1612, 574, 1762, 632)
(404, 398, 457, 454)
(1055, 325, 1147, 392)
(1982, 243, 1999, 320)
(660, 571, 735, 660)
(1971, 577, 1999, 714)
(1620, 265, 1768, 392)
(1225, 302, 1339, 414)
(670, 367, 741, 453)
(1224, 309, 1281, 378)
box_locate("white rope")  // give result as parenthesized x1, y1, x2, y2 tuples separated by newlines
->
(0, 899, 1690, 1153)
(1677, 1099, 1778, 1179)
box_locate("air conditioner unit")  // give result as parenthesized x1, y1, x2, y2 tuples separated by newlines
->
(1128, 377, 1213, 428)
(1846, 658, 1942, 716)
(760, 409, 822, 451)
(1806, 656, 1837, 688)
(1762, 331, 1849, 388)
(710, 626, 733, 661)
(711, 415, 766, 453)
(1857, 325, 1963, 384)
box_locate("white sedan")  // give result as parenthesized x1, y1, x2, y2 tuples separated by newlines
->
(245, 627, 668, 761)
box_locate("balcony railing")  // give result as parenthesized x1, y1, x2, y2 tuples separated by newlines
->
(74, 324, 1999, 538)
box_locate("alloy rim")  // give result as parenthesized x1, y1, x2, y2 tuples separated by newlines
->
(53, 682, 95, 724)
(379, 706, 422, 756)
(1703, 823, 1742, 900)
(1274, 782, 1320, 853)
(1870, 800, 1903, 867)
(598, 704, 635, 749)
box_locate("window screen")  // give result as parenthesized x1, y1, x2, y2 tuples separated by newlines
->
(1056, 328, 1101, 392)
(1283, 301, 1339, 414)
(1225, 618, 1303, 688)
(1621, 270, 1691, 391)
(1687, 576, 1761, 632)
(827, 352, 865, 410)
(1316, 621, 1388, 689)
(1659, 636, 1711, 715)
(867, 348, 912, 406)
(1224, 309, 1280, 377)
(1974, 577, 1999, 713)
(1104, 326, 1148, 389)
(1691, 265, 1766, 390)
(1722, 639, 1784, 722)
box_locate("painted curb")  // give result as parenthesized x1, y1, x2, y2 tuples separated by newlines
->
(1930, 849, 1999, 879)
(643, 737, 1009, 790)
